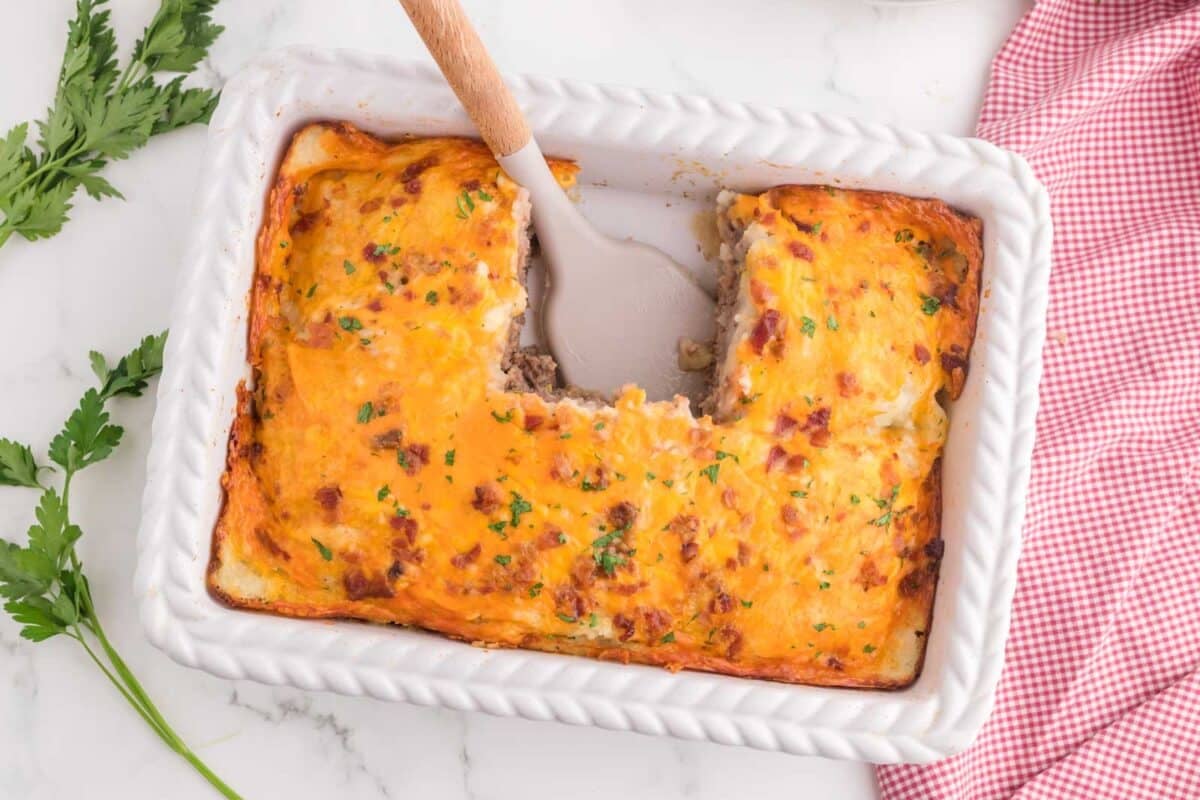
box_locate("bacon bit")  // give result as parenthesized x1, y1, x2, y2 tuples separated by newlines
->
(681, 541, 699, 562)
(363, 243, 387, 264)
(389, 196, 407, 208)
(389, 515, 418, 544)
(717, 625, 744, 659)
(399, 155, 439, 182)
(898, 569, 928, 597)
(523, 414, 544, 431)
(254, 528, 290, 561)
(785, 454, 808, 473)
(721, 488, 738, 509)
(607, 501, 638, 530)
(827, 656, 845, 671)
(759, 212, 777, 225)
(343, 569, 394, 600)
(913, 344, 931, 364)
(613, 613, 636, 641)
(925, 538, 946, 560)
(780, 504, 802, 525)
(472, 482, 503, 513)
(450, 543, 482, 569)
(765, 445, 788, 473)
(305, 322, 335, 348)
(857, 559, 888, 591)
(737, 541, 751, 567)
(941, 352, 968, 375)
(358, 198, 382, 214)
(549, 453, 574, 483)
(571, 554, 598, 588)
(314, 485, 341, 511)
(462, 179, 481, 191)
(400, 443, 429, 474)
(390, 537, 424, 565)
(749, 309, 783, 355)
(640, 608, 672, 640)
(691, 445, 716, 461)
(404, 178, 422, 195)
(291, 209, 322, 234)
(774, 413, 799, 437)
(710, 591, 735, 615)
(788, 241, 814, 261)
(554, 585, 589, 619)
(802, 407, 831, 448)
(609, 582, 644, 596)
(367, 298, 383, 312)
(837, 372, 861, 398)
(536, 526, 564, 550)
(669, 514, 700, 537)
(858, 220, 871, 233)
(371, 428, 402, 450)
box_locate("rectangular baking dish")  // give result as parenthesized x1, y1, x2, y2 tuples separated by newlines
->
(134, 47, 1051, 763)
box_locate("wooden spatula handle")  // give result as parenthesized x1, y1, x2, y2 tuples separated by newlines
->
(399, 0, 531, 157)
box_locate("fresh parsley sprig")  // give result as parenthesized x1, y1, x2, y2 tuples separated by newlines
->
(0, 0, 223, 252)
(0, 332, 242, 799)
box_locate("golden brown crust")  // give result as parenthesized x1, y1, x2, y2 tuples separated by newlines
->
(208, 122, 981, 689)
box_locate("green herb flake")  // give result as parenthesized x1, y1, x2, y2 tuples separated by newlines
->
(740, 599, 753, 609)
(529, 582, 544, 598)
(800, 316, 816, 338)
(858, 620, 867, 629)
(826, 315, 839, 331)
(477, 189, 494, 202)
(509, 492, 533, 528)
(488, 520, 508, 537)
(356, 401, 374, 424)
(343, 260, 356, 275)
(660, 631, 676, 644)
(813, 622, 830, 632)
(306, 284, 318, 298)
(444, 449, 456, 466)
(559, 432, 572, 439)
(594, 422, 606, 431)
(311, 538, 333, 561)
(895, 229, 915, 243)
(557, 532, 568, 545)
(556, 612, 577, 624)
(338, 316, 363, 332)
(589, 613, 598, 628)
(811, 221, 823, 234)
(491, 409, 513, 423)
(818, 581, 831, 590)
(377, 485, 390, 501)
(455, 190, 475, 220)
(662, 478, 675, 488)
(920, 294, 941, 315)
(790, 490, 807, 498)
(850, 494, 861, 505)
(425, 290, 439, 305)
(494, 554, 511, 566)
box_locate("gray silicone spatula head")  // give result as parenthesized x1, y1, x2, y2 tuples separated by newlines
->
(399, 0, 715, 402)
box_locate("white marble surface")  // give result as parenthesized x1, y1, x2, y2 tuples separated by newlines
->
(0, 1, 1029, 797)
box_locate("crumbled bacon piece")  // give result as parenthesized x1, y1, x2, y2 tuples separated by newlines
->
(857, 559, 888, 591)
(554, 585, 588, 620)
(400, 443, 429, 475)
(681, 541, 699, 562)
(802, 407, 831, 448)
(358, 198, 382, 214)
(398, 155, 438, 182)
(450, 543, 481, 569)
(607, 501, 638, 530)
(343, 569, 393, 600)
(837, 372, 861, 398)
(788, 241, 814, 261)
(774, 413, 799, 437)
(472, 482, 503, 513)
(640, 608, 672, 640)
(765, 445, 788, 473)
(314, 485, 341, 511)
(749, 309, 783, 355)
(523, 414, 544, 431)
(781, 504, 801, 525)
(613, 613, 636, 641)
(537, 526, 565, 550)
(913, 344, 931, 364)
(305, 322, 335, 348)
(363, 243, 388, 264)
(389, 515, 418, 544)
(372, 428, 403, 450)
(549, 452, 574, 483)
(710, 591, 735, 615)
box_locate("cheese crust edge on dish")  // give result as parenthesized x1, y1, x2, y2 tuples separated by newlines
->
(207, 121, 982, 690)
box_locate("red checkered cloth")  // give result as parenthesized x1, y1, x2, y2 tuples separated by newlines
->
(877, 1, 1200, 798)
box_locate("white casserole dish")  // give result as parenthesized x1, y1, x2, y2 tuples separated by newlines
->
(134, 47, 1051, 763)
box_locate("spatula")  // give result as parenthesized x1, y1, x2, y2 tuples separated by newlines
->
(399, 0, 715, 401)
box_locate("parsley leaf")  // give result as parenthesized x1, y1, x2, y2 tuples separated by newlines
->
(0, 439, 44, 488)
(311, 538, 333, 561)
(48, 389, 123, 471)
(509, 492, 532, 528)
(700, 463, 720, 484)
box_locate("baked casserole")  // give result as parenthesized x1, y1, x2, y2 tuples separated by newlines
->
(209, 121, 981, 688)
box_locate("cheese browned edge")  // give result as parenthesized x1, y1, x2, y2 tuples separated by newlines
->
(208, 121, 982, 689)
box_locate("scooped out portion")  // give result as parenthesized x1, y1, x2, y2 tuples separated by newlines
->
(208, 121, 981, 689)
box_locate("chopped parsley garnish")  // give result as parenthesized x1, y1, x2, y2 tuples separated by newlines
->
(873, 511, 892, 527)
(740, 599, 753, 608)
(477, 189, 494, 202)
(813, 622, 830, 632)
(850, 494, 861, 504)
(396, 450, 409, 469)
(872, 484, 900, 527)
(559, 432, 572, 440)
(377, 485, 390, 501)
(373, 243, 400, 257)
(790, 490, 807, 498)
(811, 221, 823, 234)
(311, 538, 333, 561)
(306, 284, 317, 298)
(592, 527, 629, 576)
(662, 479, 675, 488)
(529, 582, 543, 598)
(338, 316, 362, 332)
(491, 409, 513, 423)
(589, 613, 598, 628)
(800, 316, 816, 338)
(360, 337, 371, 346)
(660, 632, 676, 644)
(343, 260, 356, 275)
(863, 644, 877, 654)
(700, 463, 720, 484)
(580, 477, 605, 492)
(895, 229, 914, 243)
(594, 422, 606, 431)
(715, 450, 739, 463)
(858, 620, 867, 629)
(455, 190, 475, 220)
(740, 392, 762, 405)
(425, 290, 439, 305)
(394, 506, 409, 518)
(818, 581, 830, 590)
(444, 449, 456, 466)
(488, 520, 508, 538)
(645, 471, 656, 481)
(494, 554, 511, 566)
(509, 492, 533, 527)
(556, 613, 577, 624)
(557, 532, 568, 545)
(826, 315, 839, 331)
(356, 401, 374, 424)
(920, 294, 941, 315)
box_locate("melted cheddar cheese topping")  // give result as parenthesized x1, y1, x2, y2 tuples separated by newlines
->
(210, 122, 981, 688)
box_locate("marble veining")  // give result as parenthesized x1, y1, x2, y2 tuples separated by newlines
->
(0, 0, 1029, 797)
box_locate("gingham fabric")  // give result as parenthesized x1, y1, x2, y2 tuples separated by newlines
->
(877, 1, 1200, 798)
